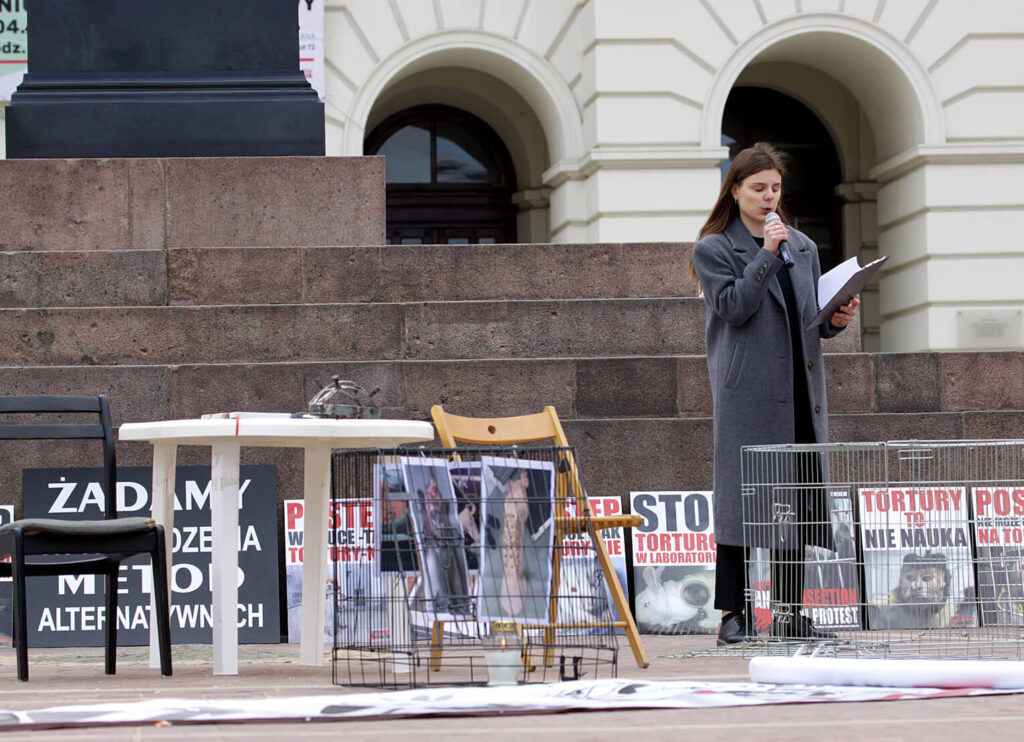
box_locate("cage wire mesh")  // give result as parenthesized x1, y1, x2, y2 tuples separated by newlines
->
(722, 439, 1024, 659)
(327, 446, 619, 688)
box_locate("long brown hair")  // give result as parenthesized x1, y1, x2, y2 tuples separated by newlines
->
(688, 142, 790, 287)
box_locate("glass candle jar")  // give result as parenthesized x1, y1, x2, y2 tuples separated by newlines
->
(482, 620, 522, 686)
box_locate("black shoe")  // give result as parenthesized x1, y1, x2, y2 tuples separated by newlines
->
(717, 611, 748, 646)
(773, 614, 837, 641)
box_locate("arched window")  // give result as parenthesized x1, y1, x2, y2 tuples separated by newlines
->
(364, 105, 518, 245)
(722, 87, 843, 272)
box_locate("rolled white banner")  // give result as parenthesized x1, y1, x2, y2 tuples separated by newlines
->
(749, 656, 1024, 689)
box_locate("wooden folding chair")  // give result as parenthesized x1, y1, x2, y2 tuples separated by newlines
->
(431, 404, 649, 669)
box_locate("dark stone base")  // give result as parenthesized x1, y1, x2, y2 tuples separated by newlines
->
(5, 73, 325, 158)
(6, 0, 324, 158)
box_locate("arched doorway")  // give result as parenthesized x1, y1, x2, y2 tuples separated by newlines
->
(721, 87, 843, 273)
(364, 104, 518, 245)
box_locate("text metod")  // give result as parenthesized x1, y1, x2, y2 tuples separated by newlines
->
(58, 562, 249, 596)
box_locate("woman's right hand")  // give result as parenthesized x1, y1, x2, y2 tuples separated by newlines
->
(764, 218, 790, 257)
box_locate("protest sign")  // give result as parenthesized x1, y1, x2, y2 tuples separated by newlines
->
(972, 484, 1024, 626)
(858, 485, 976, 629)
(630, 491, 718, 634)
(22, 466, 279, 646)
(284, 497, 379, 643)
(556, 495, 629, 633)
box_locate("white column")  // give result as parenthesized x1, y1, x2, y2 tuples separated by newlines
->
(837, 181, 880, 351)
(545, 150, 725, 243)
(874, 146, 1024, 351)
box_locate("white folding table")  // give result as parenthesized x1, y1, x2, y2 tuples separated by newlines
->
(118, 416, 434, 675)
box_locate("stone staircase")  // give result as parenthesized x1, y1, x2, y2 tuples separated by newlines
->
(3, 155, 1024, 516)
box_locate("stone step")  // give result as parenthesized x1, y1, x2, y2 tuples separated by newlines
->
(1, 250, 167, 308)
(5, 351, 1016, 436)
(561, 409, 1024, 503)
(0, 406, 1013, 516)
(1, 298, 705, 366)
(0, 156, 384, 251)
(2, 294, 864, 366)
(168, 242, 696, 305)
(1, 242, 695, 308)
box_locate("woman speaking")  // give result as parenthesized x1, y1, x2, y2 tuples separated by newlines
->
(690, 142, 859, 645)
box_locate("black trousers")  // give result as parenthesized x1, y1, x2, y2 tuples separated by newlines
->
(714, 543, 803, 613)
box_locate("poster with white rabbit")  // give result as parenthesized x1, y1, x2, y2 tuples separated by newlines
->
(630, 491, 719, 634)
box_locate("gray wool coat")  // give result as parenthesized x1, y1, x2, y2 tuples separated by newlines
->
(692, 218, 843, 547)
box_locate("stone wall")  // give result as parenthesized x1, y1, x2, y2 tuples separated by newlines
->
(3, 156, 1023, 638)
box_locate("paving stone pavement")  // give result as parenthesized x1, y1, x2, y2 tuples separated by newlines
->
(0, 635, 1022, 741)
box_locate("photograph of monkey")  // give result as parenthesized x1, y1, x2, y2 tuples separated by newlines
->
(866, 550, 977, 629)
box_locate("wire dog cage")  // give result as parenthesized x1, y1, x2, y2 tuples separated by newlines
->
(738, 439, 1024, 659)
(326, 446, 619, 688)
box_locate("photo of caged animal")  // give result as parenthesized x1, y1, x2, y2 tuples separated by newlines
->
(634, 565, 718, 634)
(557, 554, 617, 629)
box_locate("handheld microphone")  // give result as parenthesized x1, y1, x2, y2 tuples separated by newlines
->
(765, 212, 794, 269)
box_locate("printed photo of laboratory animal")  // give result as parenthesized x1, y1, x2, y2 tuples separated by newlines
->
(478, 457, 556, 624)
(402, 457, 473, 617)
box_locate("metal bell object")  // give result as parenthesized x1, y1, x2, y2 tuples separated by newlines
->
(307, 376, 381, 419)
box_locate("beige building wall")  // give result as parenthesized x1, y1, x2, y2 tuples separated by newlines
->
(317, 0, 1024, 353)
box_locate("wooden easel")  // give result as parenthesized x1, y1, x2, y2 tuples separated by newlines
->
(431, 405, 649, 669)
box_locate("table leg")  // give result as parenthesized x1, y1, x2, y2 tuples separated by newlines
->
(211, 440, 241, 676)
(149, 442, 177, 670)
(300, 444, 331, 666)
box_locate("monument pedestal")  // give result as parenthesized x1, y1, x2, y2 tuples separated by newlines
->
(5, 1, 324, 158)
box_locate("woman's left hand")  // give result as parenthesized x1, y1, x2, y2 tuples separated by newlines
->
(830, 296, 861, 328)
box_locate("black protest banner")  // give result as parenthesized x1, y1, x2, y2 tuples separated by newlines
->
(22, 465, 279, 646)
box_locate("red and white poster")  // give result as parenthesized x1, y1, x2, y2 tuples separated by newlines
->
(630, 491, 718, 635)
(801, 489, 861, 631)
(297, 0, 324, 98)
(284, 498, 378, 643)
(858, 486, 976, 630)
(972, 484, 1024, 626)
(556, 495, 629, 633)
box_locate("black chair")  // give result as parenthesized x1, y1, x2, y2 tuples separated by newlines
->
(0, 395, 172, 681)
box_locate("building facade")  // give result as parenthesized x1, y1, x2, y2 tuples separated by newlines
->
(316, 0, 1024, 353)
(4, 0, 1024, 353)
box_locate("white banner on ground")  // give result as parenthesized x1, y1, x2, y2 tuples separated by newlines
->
(0, 678, 1019, 729)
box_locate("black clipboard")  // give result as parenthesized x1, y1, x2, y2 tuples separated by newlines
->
(807, 255, 888, 329)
